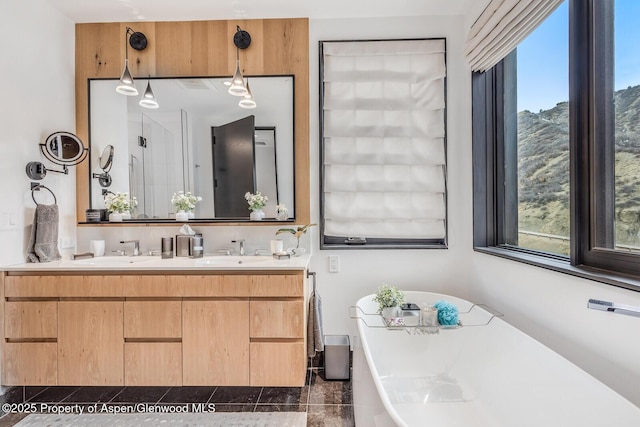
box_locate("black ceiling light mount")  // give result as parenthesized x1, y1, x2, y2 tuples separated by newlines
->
(233, 26, 251, 49)
(128, 29, 148, 51)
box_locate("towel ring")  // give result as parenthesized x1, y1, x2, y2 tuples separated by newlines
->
(31, 183, 57, 205)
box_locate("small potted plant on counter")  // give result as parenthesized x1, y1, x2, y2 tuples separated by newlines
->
(276, 223, 316, 256)
(373, 283, 405, 320)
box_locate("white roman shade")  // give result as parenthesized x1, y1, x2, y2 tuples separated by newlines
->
(321, 39, 447, 242)
(466, 0, 564, 72)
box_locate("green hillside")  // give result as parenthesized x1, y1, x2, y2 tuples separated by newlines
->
(517, 85, 640, 254)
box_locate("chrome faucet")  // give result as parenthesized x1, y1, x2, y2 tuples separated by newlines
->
(231, 239, 245, 256)
(120, 240, 140, 256)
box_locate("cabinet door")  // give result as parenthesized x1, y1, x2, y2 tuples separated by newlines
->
(250, 342, 306, 386)
(124, 300, 181, 338)
(3, 343, 57, 385)
(182, 300, 249, 386)
(250, 300, 304, 338)
(125, 343, 182, 386)
(58, 301, 124, 385)
(5, 301, 57, 338)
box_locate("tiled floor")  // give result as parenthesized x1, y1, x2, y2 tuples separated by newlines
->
(0, 365, 354, 426)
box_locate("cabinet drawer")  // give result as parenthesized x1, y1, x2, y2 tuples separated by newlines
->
(5, 301, 57, 338)
(124, 301, 181, 338)
(180, 275, 251, 297)
(251, 275, 303, 297)
(125, 343, 182, 386)
(250, 341, 306, 386)
(250, 300, 304, 338)
(3, 342, 57, 385)
(5, 276, 123, 297)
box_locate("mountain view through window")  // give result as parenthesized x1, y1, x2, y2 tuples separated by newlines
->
(515, 0, 640, 256)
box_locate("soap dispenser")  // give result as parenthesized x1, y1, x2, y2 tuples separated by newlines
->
(190, 234, 204, 258)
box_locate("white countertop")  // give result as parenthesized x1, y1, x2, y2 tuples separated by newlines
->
(2, 254, 310, 272)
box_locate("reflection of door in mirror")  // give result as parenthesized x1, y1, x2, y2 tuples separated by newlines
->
(211, 116, 255, 218)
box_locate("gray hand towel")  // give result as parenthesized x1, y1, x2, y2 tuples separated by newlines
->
(27, 204, 62, 263)
(307, 290, 325, 358)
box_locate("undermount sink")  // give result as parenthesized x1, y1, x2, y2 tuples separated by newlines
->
(195, 255, 273, 265)
(72, 255, 157, 266)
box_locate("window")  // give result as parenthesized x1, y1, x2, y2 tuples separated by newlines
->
(473, 0, 640, 290)
(514, 3, 569, 255)
(319, 39, 448, 249)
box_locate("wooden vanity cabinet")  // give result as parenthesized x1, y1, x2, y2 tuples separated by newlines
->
(2, 271, 307, 387)
(58, 301, 124, 385)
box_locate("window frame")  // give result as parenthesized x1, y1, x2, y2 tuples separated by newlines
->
(473, 0, 640, 291)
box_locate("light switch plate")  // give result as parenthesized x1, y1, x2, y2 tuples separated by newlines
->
(329, 255, 340, 273)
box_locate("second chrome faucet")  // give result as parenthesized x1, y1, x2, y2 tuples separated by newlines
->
(231, 239, 245, 256)
(120, 240, 140, 256)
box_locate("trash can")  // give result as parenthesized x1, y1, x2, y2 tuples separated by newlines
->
(324, 335, 350, 380)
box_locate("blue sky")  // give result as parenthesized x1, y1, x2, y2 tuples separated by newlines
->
(517, 0, 640, 112)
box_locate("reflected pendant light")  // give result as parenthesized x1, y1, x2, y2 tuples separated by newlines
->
(239, 79, 257, 109)
(139, 80, 159, 109)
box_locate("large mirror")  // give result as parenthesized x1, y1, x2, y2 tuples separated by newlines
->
(88, 76, 294, 221)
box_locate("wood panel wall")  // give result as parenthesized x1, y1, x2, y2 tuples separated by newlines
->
(74, 18, 310, 225)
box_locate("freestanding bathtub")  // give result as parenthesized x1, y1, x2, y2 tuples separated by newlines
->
(353, 291, 640, 426)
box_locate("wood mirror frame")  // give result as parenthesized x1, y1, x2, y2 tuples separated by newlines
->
(75, 18, 309, 226)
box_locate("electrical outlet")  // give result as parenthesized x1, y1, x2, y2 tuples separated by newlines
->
(329, 255, 340, 273)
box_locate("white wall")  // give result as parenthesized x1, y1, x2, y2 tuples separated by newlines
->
(0, 1, 76, 266)
(308, 14, 474, 345)
(470, 253, 640, 406)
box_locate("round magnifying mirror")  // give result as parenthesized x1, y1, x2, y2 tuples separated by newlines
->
(99, 145, 114, 172)
(40, 131, 88, 166)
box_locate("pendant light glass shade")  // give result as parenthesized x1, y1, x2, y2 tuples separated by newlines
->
(139, 80, 159, 109)
(228, 59, 247, 96)
(116, 59, 138, 96)
(239, 80, 257, 109)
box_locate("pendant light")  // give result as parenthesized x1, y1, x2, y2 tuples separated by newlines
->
(228, 26, 252, 97)
(139, 79, 159, 109)
(239, 79, 257, 109)
(116, 27, 148, 96)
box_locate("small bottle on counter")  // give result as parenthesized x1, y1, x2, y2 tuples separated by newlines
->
(190, 234, 204, 258)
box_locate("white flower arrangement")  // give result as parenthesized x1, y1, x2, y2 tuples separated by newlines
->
(245, 191, 268, 211)
(104, 192, 136, 213)
(171, 191, 202, 212)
